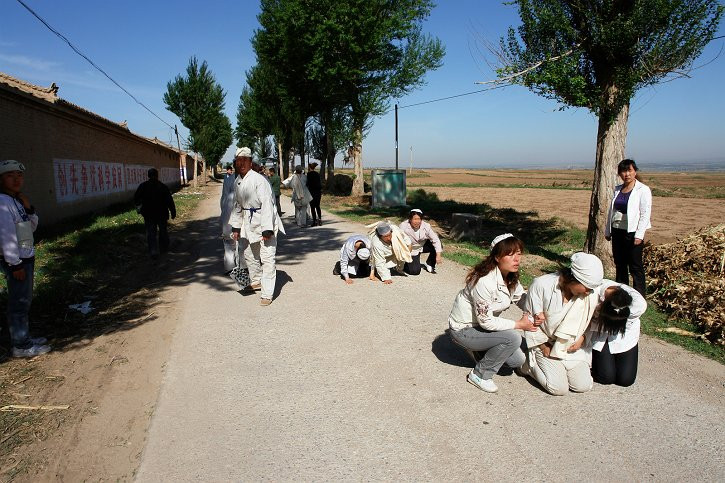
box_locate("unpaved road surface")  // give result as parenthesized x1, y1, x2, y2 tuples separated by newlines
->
(136, 186, 724, 481)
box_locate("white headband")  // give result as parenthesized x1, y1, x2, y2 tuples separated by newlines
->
(490, 233, 514, 249)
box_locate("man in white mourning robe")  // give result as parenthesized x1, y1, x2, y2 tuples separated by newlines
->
(230, 147, 285, 306)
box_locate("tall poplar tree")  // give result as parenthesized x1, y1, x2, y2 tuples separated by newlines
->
(495, 0, 722, 265)
(164, 56, 232, 169)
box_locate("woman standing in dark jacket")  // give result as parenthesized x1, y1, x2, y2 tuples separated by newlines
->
(306, 162, 322, 226)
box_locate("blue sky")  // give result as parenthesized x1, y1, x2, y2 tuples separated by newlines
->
(2, 0, 724, 169)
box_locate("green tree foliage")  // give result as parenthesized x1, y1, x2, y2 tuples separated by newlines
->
(248, 0, 444, 194)
(164, 56, 232, 166)
(497, 0, 723, 262)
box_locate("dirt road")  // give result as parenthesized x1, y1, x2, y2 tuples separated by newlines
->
(135, 186, 724, 481)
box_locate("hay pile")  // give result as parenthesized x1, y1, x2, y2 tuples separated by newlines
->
(645, 224, 725, 345)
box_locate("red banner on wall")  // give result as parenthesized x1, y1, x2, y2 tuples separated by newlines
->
(53, 159, 179, 203)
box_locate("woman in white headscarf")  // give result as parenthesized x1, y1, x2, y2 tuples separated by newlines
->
(448, 234, 538, 393)
(519, 252, 603, 396)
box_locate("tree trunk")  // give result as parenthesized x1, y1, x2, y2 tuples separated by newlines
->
(325, 126, 335, 187)
(193, 153, 199, 188)
(585, 101, 629, 275)
(202, 157, 207, 185)
(351, 124, 364, 196)
(277, 140, 284, 177)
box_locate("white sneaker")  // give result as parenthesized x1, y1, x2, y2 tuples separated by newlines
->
(467, 370, 498, 393)
(422, 263, 433, 273)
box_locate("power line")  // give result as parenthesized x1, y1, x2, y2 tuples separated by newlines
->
(387, 84, 506, 114)
(15, 0, 186, 144)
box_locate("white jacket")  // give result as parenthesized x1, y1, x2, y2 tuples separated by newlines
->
(587, 280, 646, 354)
(605, 180, 652, 240)
(448, 267, 524, 332)
(0, 194, 38, 266)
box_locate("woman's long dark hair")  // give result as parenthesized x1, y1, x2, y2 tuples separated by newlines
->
(465, 236, 524, 292)
(596, 287, 633, 336)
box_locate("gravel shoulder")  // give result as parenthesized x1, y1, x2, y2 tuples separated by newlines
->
(136, 185, 725, 481)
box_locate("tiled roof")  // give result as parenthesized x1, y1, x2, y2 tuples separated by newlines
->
(0, 71, 58, 101)
(0, 71, 186, 154)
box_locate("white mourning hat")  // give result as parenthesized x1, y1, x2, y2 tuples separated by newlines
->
(235, 147, 252, 158)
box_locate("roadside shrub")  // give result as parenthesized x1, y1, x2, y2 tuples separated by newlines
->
(327, 174, 353, 196)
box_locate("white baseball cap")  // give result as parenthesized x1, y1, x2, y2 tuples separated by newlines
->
(0, 160, 25, 175)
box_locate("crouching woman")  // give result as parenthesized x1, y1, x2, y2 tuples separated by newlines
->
(448, 234, 537, 393)
(588, 281, 646, 387)
(520, 252, 603, 396)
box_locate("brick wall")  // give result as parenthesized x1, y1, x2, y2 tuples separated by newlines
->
(0, 81, 184, 227)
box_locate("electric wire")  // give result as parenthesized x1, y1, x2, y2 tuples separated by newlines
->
(15, 0, 189, 145)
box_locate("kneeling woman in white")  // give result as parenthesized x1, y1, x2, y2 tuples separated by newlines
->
(588, 282, 646, 387)
(521, 252, 603, 396)
(448, 234, 537, 393)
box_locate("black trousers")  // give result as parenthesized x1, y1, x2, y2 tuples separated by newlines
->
(404, 240, 437, 275)
(592, 342, 638, 387)
(310, 193, 322, 221)
(144, 218, 169, 256)
(611, 228, 646, 296)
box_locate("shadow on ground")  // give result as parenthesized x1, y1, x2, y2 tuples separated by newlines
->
(0, 202, 355, 361)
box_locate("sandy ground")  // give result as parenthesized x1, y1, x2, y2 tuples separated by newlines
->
(417, 186, 725, 245)
(135, 186, 723, 481)
(3, 182, 723, 481)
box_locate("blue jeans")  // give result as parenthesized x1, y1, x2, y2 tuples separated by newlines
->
(2, 259, 34, 349)
(449, 327, 525, 379)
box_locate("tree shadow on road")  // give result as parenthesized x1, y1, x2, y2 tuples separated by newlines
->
(328, 189, 580, 264)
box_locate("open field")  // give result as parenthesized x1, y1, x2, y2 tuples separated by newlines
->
(338, 168, 725, 245)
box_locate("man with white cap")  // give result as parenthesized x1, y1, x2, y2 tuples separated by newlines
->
(519, 252, 604, 395)
(230, 147, 285, 306)
(0, 160, 50, 357)
(333, 234, 372, 284)
(368, 221, 412, 284)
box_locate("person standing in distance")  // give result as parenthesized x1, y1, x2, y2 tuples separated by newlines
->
(230, 147, 284, 306)
(220, 164, 238, 272)
(0, 160, 50, 358)
(604, 159, 652, 296)
(134, 168, 176, 259)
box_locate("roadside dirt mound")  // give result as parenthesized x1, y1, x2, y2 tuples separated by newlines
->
(645, 224, 725, 345)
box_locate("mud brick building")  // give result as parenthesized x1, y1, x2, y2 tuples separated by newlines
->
(0, 71, 195, 226)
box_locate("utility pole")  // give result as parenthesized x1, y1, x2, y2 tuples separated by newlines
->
(394, 103, 399, 170)
(409, 146, 413, 175)
(174, 125, 186, 185)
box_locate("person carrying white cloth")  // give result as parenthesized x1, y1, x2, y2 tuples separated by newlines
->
(367, 221, 412, 284)
(220, 164, 240, 272)
(519, 252, 603, 396)
(282, 166, 313, 227)
(230, 147, 285, 306)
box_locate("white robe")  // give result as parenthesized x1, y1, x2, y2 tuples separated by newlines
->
(230, 170, 285, 243)
(220, 173, 239, 271)
(282, 173, 312, 227)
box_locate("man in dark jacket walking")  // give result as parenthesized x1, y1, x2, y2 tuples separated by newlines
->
(134, 168, 176, 259)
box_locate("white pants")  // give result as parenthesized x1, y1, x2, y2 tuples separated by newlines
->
(528, 348, 593, 396)
(241, 237, 277, 300)
(294, 203, 310, 227)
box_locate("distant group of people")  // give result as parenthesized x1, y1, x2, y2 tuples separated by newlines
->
(332, 208, 443, 284)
